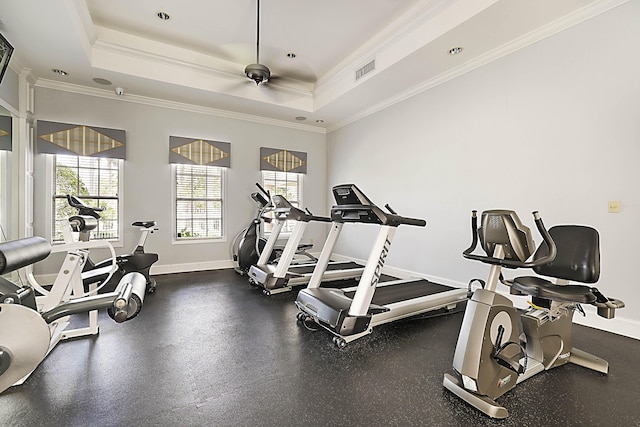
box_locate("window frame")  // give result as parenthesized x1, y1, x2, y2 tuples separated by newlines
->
(261, 170, 303, 235)
(0, 150, 9, 240)
(172, 163, 227, 244)
(48, 154, 124, 247)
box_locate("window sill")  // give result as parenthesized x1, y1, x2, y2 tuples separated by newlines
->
(172, 237, 227, 245)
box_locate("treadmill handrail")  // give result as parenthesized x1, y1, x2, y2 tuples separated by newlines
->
(331, 204, 426, 227)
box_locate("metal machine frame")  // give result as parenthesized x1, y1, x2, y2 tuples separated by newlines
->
(248, 194, 364, 295)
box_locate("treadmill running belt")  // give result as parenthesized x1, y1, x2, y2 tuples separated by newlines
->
(344, 279, 455, 306)
(289, 261, 363, 275)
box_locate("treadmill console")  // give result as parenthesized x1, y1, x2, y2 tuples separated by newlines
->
(330, 184, 426, 228)
(331, 184, 385, 224)
(333, 184, 374, 206)
(272, 195, 306, 221)
(271, 195, 331, 223)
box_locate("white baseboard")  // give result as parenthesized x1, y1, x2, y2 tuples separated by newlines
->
(572, 308, 640, 340)
(150, 260, 235, 275)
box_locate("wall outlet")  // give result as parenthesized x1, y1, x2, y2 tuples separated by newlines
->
(608, 200, 620, 213)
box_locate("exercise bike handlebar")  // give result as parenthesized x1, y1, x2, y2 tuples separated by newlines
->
(463, 210, 557, 269)
(66, 194, 105, 219)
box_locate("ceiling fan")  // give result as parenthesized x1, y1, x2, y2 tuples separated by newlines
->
(245, 0, 271, 85)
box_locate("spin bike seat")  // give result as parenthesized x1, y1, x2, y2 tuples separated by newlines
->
(132, 221, 157, 228)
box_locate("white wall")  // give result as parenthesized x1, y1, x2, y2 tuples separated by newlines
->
(33, 88, 328, 274)
(0, 67, 19, 112)
(326, 2, 640, 336)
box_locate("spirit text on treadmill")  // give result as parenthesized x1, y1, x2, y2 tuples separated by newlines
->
(371, 237, 392, 287)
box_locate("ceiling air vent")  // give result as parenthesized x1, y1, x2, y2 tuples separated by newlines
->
(355, 59, 376, 81)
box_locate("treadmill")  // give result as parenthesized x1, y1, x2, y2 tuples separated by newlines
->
(248, 195, 365, 295)
(295, 184, 469, 347)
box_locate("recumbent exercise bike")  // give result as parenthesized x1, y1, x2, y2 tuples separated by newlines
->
(443, 210, 624, 419)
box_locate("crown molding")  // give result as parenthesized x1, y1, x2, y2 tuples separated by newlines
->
(35, 79, 326, 134)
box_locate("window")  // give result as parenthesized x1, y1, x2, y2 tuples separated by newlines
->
(52, 155, 121, 242)
(175, 164, 224, 240)
(262, 170, 303, 233)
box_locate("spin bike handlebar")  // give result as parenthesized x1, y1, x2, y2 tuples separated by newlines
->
(463, 210, 557, 269)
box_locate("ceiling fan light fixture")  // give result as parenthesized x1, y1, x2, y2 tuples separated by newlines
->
(245, 63, 270, 85)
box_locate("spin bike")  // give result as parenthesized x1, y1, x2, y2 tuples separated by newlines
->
(66, 195, 158, 293)
(0, 236, 146, 394)
(231, 183, 315, 275)
(443, 210, 625, 418)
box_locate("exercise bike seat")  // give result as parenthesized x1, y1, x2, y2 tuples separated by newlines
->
(132, 221, 156, 229)
(512, 225, 600, 304)
(511, 276, 596, 304)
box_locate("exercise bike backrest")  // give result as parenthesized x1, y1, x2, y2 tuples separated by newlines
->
(531, 225, 600, 283)
(463, 210, 557, 269)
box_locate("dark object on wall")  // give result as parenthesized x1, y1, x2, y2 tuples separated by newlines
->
(0, 33, 14, 85)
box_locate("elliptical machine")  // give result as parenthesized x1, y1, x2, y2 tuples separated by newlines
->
(231, 183, 315, 275)
(66, 195, 158, 293)
(443, 210, 625, 419)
